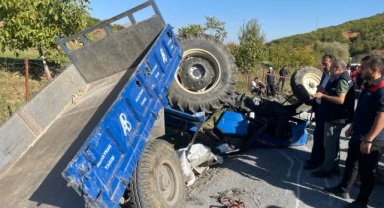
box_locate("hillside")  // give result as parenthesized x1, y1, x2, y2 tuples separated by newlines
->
(268, 13, 384, 57)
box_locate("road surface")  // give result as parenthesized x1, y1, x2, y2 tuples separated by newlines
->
(186, 126, 384, 208)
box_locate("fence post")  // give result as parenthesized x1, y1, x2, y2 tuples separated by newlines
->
(25, 58, 30, 102)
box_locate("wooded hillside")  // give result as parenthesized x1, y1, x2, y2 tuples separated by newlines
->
(268, 13, 384, 57)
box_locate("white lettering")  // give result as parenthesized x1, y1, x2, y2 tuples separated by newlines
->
(141, 97, 147, 106)
(119, 113, 132, 136)
(167, 39, 172, 45)
(97, 144, 112, 167)
(155, 72, 160, 79)
(160, 48, 168, 63)
(105, 155, 115, 170)
(135, 89, 144, 102)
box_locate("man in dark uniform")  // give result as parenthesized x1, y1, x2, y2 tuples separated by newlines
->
(278, 65, 288, 91)
(325, 55, 384, 208)
(312, 60, 355, 178)
(304, 54, 336, 170)
(265, 67, 276, 96)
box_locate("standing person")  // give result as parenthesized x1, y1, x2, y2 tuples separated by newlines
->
(325, 55, 384, 208)
(265, 67, 276, 96)
(312, 60, 355, 178)
(347, 63, 352, 75)
(350, 66, 359, 85)
(279, 65, 288, 91)
(356, 66, 365, 89)
(304, 54, 335, 170)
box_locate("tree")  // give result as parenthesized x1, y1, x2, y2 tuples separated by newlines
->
(234, 18, 266, 71)
(314, 41, 350, 62)
(238, 19, 266, 44)
(0, 0, 90, 81)
(178, 16, 227, 42)
(226, 42, 238, 56)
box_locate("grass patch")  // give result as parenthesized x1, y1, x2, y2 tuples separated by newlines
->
(0, 50, 52, 124)
(0, 70, 48, 124)
(1, 49, 40, 59)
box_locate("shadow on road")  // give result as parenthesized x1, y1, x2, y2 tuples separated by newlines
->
(222, 146, 350, 208)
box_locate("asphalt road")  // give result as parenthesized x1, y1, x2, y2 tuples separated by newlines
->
(186, 126, 384, 208)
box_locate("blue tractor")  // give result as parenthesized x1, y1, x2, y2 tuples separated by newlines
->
(0, 1, 321, 208)
(55, 1, 318, 207)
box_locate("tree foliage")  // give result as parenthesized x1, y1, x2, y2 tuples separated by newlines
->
(226, 42, 238, 56)
(314, 41, 350, 62)
(178, 16, 227, 42)
(0, 0, 90, 80)
(234, 18, 266, 71)
(267, 44, 318, 70)
(238, 19, 266, 44)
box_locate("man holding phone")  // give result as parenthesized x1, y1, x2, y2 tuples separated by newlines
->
(325, 55, 384, 208)
(312, 60, 355, 178)
(304, 54, 335, 170)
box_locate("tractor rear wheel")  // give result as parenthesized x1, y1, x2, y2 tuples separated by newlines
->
(167, 33, 238, 114)
(290, 67, 322, 105)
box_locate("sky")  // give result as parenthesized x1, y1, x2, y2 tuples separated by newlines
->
(88, 0, 384, 43)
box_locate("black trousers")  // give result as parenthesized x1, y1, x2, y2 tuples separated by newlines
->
(267, 83, 276, 96)
(340, 139, 384, 204)
(339, 140, 360, 192)
(309, 104, 325, 164)
(279, 78, 285, 90)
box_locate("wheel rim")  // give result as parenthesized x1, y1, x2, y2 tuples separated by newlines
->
(156, 159, 179, 205)
(175, 49, 221, 95)
(302, 72, 321, 95)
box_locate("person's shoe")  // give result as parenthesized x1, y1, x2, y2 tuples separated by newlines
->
(344, 200, 368, 208)
(324, 185, 349, 199)
(311, 170, 333, 178)
(304, 161, 321, 170)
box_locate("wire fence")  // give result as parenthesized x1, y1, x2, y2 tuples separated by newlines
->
(0, 58, 61, 124)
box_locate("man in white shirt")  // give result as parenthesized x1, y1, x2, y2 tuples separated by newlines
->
(304, 54, 336, 170)
(250, 77, 265, 95)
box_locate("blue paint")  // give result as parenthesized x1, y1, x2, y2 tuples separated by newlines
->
(62, 24, 182, 208)
(251, 121, 310, 148)
(216, 111, 248, 137)
(164, 110, 207, 132)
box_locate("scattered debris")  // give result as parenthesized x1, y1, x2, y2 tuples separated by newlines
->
(187, 167, 224, 197)
(177, 144, 223, 186)
(220, 196, 245, 208)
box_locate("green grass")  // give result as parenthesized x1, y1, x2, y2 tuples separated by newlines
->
(0, 70, 49, 124)
(236, 67, 294, 97)
(1, 49, 40, 59)
(0, 50, 50, 124)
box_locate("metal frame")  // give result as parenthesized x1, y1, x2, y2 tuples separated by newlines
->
(164, 107, 205, 156)
(56, 0, 165, 55)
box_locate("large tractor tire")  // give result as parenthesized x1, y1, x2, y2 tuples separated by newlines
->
(167, 33, 238, 114)
(290, 66, 322, 105)
(123, 139, 186, 208)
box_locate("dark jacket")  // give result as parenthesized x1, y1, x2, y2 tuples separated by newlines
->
(323, 71, 355, 123)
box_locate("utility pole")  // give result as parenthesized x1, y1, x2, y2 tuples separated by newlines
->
(316, 17, 319, 30)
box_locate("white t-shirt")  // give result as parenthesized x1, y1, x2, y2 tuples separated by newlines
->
(251, 81, 258, 89)
(316, 72, 330, 104)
